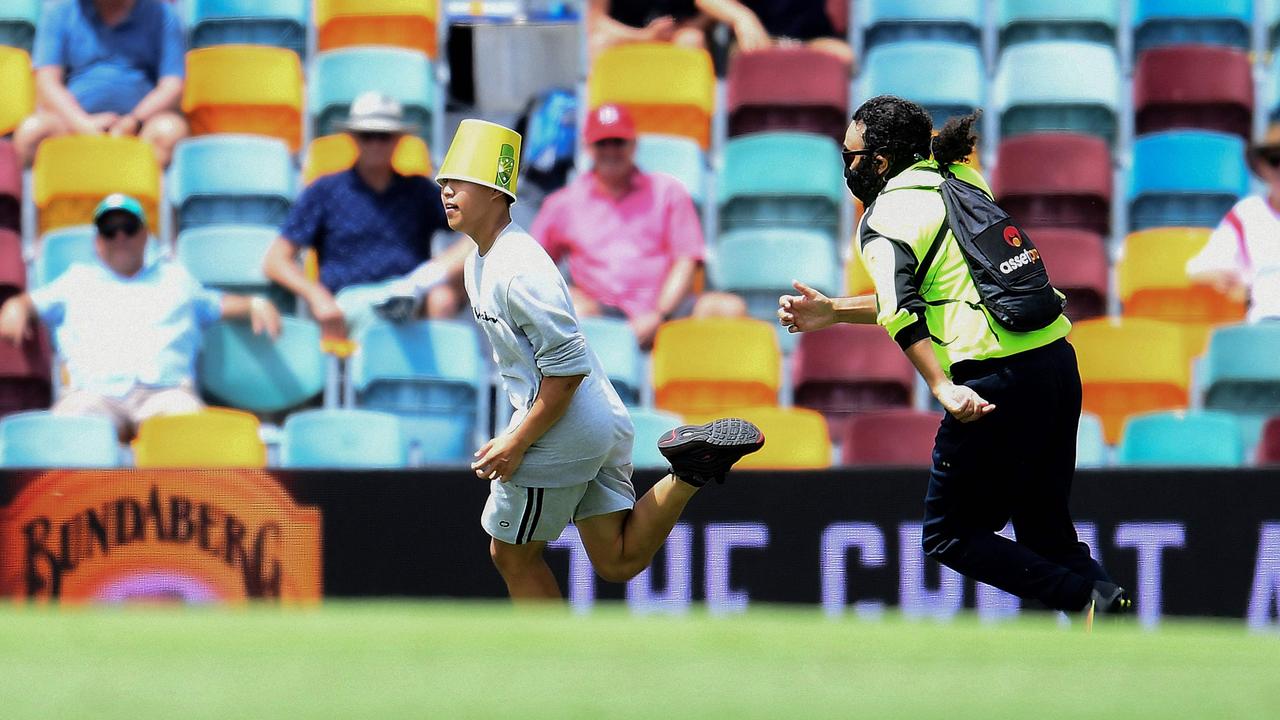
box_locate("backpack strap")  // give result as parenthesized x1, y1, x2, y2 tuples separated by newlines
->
(913, 213, 950, 288)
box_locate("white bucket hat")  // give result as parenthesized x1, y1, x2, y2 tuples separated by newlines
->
(338, 91, 418, 134)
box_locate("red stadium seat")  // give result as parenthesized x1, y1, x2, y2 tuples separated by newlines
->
(826, 0, 849, 37)
(1134, 45, 1253, 140)
(0, 326, 51, 417)
(0, 228, 25, 300)
(1260, 416, 1280, 465)
(0, 140, 19, 232)
(727, 46, 851, 140)
(1031, 228, 1109, 322)
(993, 133, 1112, 236)
(841, 409, 942, 466)
(793, 324, 915, 439)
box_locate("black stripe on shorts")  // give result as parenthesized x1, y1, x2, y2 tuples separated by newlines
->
(515, 487, 535, 543)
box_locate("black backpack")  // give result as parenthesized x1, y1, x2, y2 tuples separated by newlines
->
(913, 165, 1066, 333)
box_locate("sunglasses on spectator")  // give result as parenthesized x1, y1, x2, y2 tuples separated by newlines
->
(593, 138, 629, 149)
(354, 131, 397, 143)
(96, 216, 143, 239)
(1254, 149, 1280, 168)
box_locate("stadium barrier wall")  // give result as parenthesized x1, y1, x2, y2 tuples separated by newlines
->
(1, 469, 1278, 629)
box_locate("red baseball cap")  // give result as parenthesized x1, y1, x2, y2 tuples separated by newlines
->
(584, 104, 637, 144)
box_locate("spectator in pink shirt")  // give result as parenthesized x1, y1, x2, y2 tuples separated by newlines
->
(531, 104, 743, 349)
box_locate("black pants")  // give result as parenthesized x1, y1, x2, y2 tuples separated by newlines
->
(922, 338, 1112, 612)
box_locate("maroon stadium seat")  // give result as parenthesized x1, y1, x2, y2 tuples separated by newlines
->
(841, 409, 942, 466)
(0, 326, 52, 417)
(993, 133, 1112, 236)
(1133, 45, 1253, 140)
(1259, 416, 1280, 465)
(0, 140, 19, 233)
(793, 324, 915, 440)
(826, 0, 848, 37)
(1031, 227, 1109, 322)
(726, 46, 851, 140)
(0, 229, 24, 300)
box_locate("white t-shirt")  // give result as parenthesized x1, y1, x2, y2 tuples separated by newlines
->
(1186, 195, 1280, 322)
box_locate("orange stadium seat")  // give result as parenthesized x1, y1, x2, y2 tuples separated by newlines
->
(727, 406, 832, 470)
(588, 43, 716, 149)
(651, 317, 780, 422)
(32, 136, 160, 234)
(302, 133, 433, 185)
(315, 0, 438, 58)
(182, 45, 304, 151)
(1070, 317, 1191, 444)
(0, 47, 33, 137)
(133, 408, 266, 468)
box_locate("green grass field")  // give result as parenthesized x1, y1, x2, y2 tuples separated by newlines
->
(0, 602, 1275, 719)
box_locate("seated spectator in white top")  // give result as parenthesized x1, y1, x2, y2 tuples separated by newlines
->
(0, 195, 281, 440)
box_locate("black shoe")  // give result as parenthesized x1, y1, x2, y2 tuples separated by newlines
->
(657, 418, 764, 487)
(373, 295, 418, 323)
(1088, 581, 1134, 615)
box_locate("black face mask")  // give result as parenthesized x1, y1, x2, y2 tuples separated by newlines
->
(845, 157, 888, 207)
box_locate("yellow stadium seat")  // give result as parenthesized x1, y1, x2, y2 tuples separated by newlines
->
(133, 408, 266, 468)
(182, 45, 304, 151)
(315, 0, 438, 58)
(588, 43, 716, 149)
(32, 136, 160, 234)
(846, 251, 874, 295)
(724, 405, 831, 470)
(1070, 317, 1191, 444)
(0, 47, 33, 137)
(652, 317, 780, 421)
(302, 133, 433, 185)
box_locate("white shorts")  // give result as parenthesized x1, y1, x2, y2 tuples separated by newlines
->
(481, 463, 636, 545)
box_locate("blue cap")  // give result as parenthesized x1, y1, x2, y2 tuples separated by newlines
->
(93, 193, 147, 225)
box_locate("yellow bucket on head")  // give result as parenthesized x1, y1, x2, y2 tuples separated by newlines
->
(436, 119, 521, 201)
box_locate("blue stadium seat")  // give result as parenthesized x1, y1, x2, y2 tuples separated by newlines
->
(634, 134, 706, 209)
(578, 316, 643, 407)
(309, 47, 436, 145)
(1127, 131, 1248, 231)
(998, 0, 1119, 49)
(350, 320, 484, 464)
(0, 0, 38, 52)
(168, 135, 296, 231)
(0, 411, 120, 467)
(177, 224, 294, 313)
(198, 317, 325, 414)
(857, 40, 984, 128)
(628, 407, 683, 469)
(33, 226, 163, 288)
(1134, 0, 1251, 54)
(1201, 324, 1280, 451)
(189, 0, 308, 57)
(862, 0, 982, 50)
(1264, 52, 1280, 122)
(718, 132, 845, 240)
(994, 41, 1121, 146)
(1076, 411, 1107, 467)
(1117, 410, 1245, 467)
(280, 408, 407, 468)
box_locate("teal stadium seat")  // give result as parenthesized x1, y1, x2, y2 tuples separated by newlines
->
(188, 0, 308, 57)
(1133, 0, 1251, 54)
(280, 409, 407, 468)
(857, 40, 984, 128)
(628, 408, 683, 470)
(177, 224, 295, 313)
(1201, 323, 1280, 452)
(1128, 131, 1247, 231)
(634, 134, 706, 209)
(998, 0, 1119, 49)
(718, 132, 844, 240)
(350, 320, 484, 464)
(1076, 411, 1107, 468)
(33, 226, 162, 288)
(994, 41, 1121, 146)
(861, 0, 982, 50)
(578, 316, 643, 407)
(309, 47, 435, 145)
(1264, 52, 1280, 123)
(0, 0, 38, 52)
(1268, 0, 1280, 51)
(169, 135, 296, 231)
(198, 316, 325, 414)
(1117, 410, 1245, 467)
(0, 411, 119, 467)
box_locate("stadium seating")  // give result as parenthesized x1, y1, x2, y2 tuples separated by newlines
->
(177, 225, 293, 312)
(845, 252, 874, 296)
(168, 135, 296, 231)
(993, 41, 1121, 146)
(198, 317, 325, 414)
(578, 316, 643, 407)
(993, 133, 1112, 236)
(1127, 131, 1248, 231)
(133, 408, 267, 468)
(189, 0, 308, 57)
(0, 0, 37, 52)
(1117, 410, 1245, 467)
(302, 134, 433, 185)
(1071, 317, 1191, 444)
(793, 324, 916, 440)
(0, 412, 120, 468)
(857, 41, 984, 128)
(32, 135, 160, 234)
(1031, 229, 1109, 322)
(634, 134, 706, 209)
(33, 226, 163, 288)
(1132, 0, 1252, 54)
(0, 140, 19, 232)
(1201, 324, 1280, 425)
(997, 0, 1119, 49)
(349, 320, 484, 464)
(309, 47, 435, 144)
(0, 46, 32, 136)
(281, 409, 407, 468)
(718, 132, 845, 240)
(725, 46, 850, 140)
(629, 407, 683, 470)
(1133, 45, 1252, 140)
(729, 406, 831, 470)
(1259, 416, 1280, 464)
(182, 45, 305, 151)
(1076, 411, 1108, 468)
(315, 0, 439, 58)
(710, 228, 841, 334)
(861, 0, 983, 49)
(0, 228, 23, 298)
(0, 325, 50, 418)
(652, 317, 780, 422)
(841, 409, 942, 466)
(588, 43, 716, 149)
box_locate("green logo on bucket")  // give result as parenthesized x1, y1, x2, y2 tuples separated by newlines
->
(496, 144, 515, 189)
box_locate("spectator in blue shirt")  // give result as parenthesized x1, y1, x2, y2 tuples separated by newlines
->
(13, 0, 188, 167)
(0, 195, 281, 441)
(264, 92, 467, 341)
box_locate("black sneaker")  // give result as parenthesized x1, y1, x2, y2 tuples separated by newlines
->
(1089, 581, 1134, 615)
(657, 418, 765, 487)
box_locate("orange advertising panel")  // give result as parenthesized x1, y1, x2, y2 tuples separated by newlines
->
(0, 470, 321, 603)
